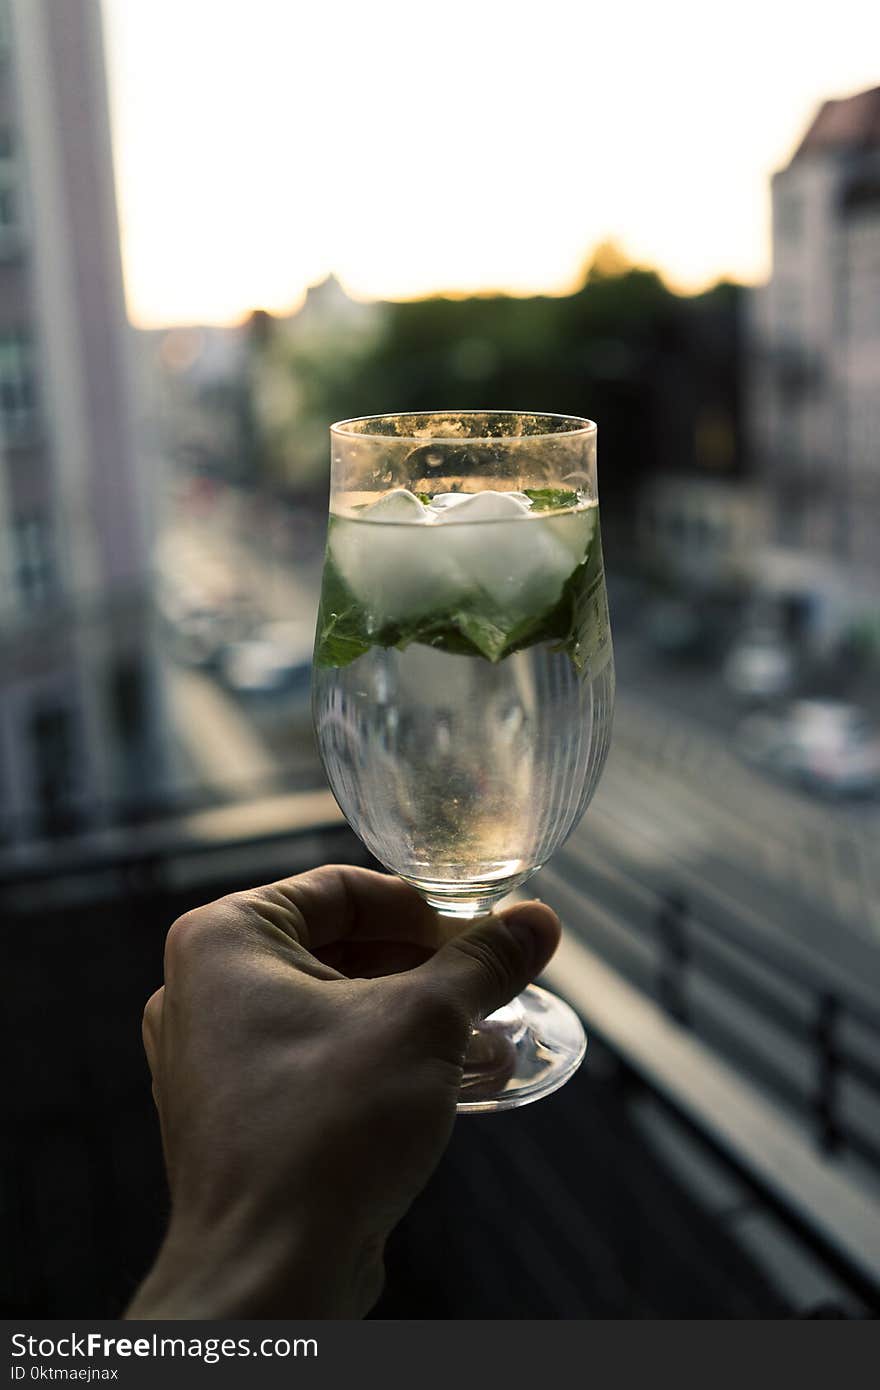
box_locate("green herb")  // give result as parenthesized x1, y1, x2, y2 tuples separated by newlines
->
(415, 492, 433, 505)
(312, 555, 373, 668)
(313, 513, 608, 674)
(522, 487, 580, 512)
(559, 549, 611, 673)
(503, 531, 607, 673)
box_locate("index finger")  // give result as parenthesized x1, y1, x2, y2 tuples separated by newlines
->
(250, 864, 451, 953)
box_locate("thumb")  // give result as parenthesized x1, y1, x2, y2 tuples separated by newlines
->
(415, 901, 561, 1022)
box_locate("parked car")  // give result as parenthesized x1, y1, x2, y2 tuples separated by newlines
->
(723, 629, 794, 701)
(157, 573, 254, 669)
(220, 621, 313, 696)
(738, 701, 880, 797)
(645, 598, 701, 652)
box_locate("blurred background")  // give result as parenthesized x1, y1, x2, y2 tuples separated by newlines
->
(1, 0, 878, 1319)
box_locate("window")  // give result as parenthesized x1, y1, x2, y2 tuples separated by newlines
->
(0, 183, 15, 227)
(776, 190, 803, 241)
(776, 484, 804, 547)
(29, 704, 78, 835)
(0, 124, 18, 246)
(776, 282, 801, 334)
(0, 329, 38, 438)
(109, 655, 147, 748)
(106, 655, 153, 803)
(12, 513, 55, 605)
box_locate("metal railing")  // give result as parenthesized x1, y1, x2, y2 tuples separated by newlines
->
(537, 842, 880, 1179)
(6, 798, 879, 1176)
(648, 887, 880, 1168)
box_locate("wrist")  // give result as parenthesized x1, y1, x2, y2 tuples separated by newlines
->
(126, 1204, 382, 1320)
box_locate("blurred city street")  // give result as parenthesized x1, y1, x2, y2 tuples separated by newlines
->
(609, 633, 880, 953)
(157, 481, 324, 797)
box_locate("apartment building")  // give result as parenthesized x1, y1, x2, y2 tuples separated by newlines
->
(0, 0, 163, 840)
(748, 85, 880, 629)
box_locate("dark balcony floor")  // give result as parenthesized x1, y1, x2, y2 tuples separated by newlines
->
(374, 1046, 786, 1319)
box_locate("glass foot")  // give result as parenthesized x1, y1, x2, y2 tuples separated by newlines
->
(456, 984, 586, 1113)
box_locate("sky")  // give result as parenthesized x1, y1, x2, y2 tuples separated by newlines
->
(101, 0, 879, 328)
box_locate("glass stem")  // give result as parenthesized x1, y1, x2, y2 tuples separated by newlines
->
(433, 907, 531, 1088)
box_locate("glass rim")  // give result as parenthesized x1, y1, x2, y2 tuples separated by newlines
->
(330, 409, 597, 444)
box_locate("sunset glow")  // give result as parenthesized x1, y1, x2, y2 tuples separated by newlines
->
(101, 0, 880, 327)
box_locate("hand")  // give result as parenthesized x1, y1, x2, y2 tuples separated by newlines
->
(126, 865, 560, 1319)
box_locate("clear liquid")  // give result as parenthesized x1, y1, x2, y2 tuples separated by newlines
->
(312, 504, 615, 915)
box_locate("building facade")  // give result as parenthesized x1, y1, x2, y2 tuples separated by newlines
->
(748, 86, 880, 626)
(634, 282, 751, 594)
(0, 0, 163, 841)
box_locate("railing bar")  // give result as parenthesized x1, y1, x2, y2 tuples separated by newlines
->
(552, 844, 880, 1036)
(544, 930, 880, 1307)
(558, 817, 880, 1033)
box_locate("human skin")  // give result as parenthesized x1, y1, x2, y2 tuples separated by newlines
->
(126, 865, 561, 1319)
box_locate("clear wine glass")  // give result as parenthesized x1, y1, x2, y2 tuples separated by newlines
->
(312, 411, 614, 1111)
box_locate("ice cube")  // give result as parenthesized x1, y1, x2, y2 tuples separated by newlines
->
(543, 506, 596, 566)
(429, 493, 472, 510)
(434, 491, 531, 523)
(465, 524, 576, 613)
(430, 490, 532, 515)
(362, 488, 432, 523)
(431, 495, 576, 614)
(330, 499, 464, 626)
(330, 487, 590, 636)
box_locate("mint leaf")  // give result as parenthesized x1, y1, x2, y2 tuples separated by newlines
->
(313, 557, 373, 668)
(391, 613, 483, 658)
(314, 511, 609, 673)
(502, 542, 602, 670)
(456, 610, 512, 662)
(317, 621, 372, 668)
(523, 487, 580, 512)
(561, 558, 610, 673)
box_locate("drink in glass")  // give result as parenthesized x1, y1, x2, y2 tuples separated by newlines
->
(312, 411, 614, 1110)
